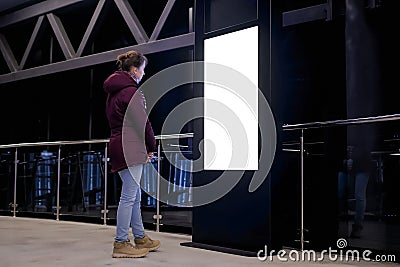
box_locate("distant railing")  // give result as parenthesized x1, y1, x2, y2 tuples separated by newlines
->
(282, 114, 400, 130)
(0, 133, 194, 231)
(282, 114, 400, 251)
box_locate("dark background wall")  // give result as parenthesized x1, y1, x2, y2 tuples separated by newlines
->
(272, 0, 346, 250)
(272, 0, 400, 254)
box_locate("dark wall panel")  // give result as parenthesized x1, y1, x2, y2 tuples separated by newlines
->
(204, 0, 257, 33)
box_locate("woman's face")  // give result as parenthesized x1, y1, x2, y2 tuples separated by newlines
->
(132, 62, 146, 83)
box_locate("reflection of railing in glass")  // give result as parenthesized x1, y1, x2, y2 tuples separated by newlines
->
(141, 138, 193, 208)
(167, 152, 192, 206)
(80, 152, 103, 207)
(142, 159, 158, 207)
(34, 151, 56, 211)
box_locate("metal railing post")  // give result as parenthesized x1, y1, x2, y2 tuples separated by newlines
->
(12, 147, 18, 217)
(156, 141, 161, 232)
(103, 143, 108, 225)
(300, 129, 305, 251)
(56, 145, 61, 221)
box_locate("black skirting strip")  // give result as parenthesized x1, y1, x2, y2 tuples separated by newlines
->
(180, 241, 258, 257)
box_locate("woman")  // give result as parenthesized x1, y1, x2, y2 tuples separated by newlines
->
(103, 50, 160, 258)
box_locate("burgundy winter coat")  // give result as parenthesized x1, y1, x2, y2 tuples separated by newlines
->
(103, 71, 157, 173)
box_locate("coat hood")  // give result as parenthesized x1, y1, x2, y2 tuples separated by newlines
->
(103, 71, 138, 94)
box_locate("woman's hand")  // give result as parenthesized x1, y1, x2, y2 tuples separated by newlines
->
(147, 152, 154, 163)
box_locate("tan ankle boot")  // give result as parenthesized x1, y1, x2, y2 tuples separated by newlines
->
(112, 241, 149, 258)
(134, 235, 161, 251)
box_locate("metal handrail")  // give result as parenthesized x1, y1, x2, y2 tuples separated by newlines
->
(0, 133, 194, 231)
(156, 133, 194, 140)
(283, 114, 400, 130)
(0, 139, 110, 149)
(0, 133, 194, 149)
(282, 114, 400, 252)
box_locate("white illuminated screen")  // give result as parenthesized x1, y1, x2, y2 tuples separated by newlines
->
(204, 26, 258, 170)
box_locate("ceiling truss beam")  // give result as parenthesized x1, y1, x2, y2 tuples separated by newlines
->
(0, 32, 194, 84)
(0, 0, 84, 28)
(0, 0, 194, 84)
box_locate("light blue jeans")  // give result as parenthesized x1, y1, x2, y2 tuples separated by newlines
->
(338, 171, 369, 226)
(115, 164, 145, 242)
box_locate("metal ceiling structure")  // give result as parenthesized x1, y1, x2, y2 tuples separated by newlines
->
(0, 0, 34, 13)
(0, 0, 195, 84)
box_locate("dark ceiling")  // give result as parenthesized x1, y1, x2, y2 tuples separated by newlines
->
(0, 0, 37, 13)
